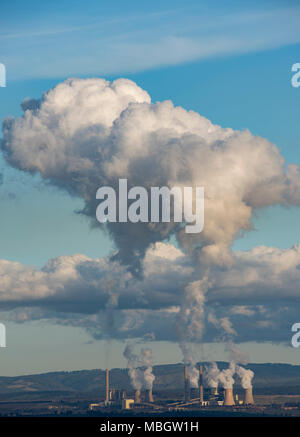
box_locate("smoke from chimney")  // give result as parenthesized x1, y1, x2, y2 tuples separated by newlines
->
(140, 348, 155, 391)
(236, 364, 254, 389)
(123, 344, 155, 394)
(123, 344, 143, 391)
(204, 362, 220, 390)
(218, 361, 236, 389)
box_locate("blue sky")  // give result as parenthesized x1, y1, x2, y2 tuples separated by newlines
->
(0, 0, 300, 375)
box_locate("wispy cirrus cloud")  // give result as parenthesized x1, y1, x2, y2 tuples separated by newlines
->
(1, 5, 300, 80)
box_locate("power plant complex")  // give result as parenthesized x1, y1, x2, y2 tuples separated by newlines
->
(89, 363, 255, 412)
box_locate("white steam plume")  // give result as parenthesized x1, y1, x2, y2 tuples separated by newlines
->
(176, 278, 210, 387)
(236, 364, 254, 389)
(225, 341, 249, 366)
(2, 77, 300, 274)
(123, 344, 144, 390)
(3, 77, 300, 366)
(218, 361, 236, 389)
(140, 347, 155, 390)
(123, 344, 155, 390)
(204, 362, 220, 389)
(208, 309, 249, 370)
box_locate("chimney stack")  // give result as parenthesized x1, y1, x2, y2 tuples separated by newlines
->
(105, 369, 109, 404)
(224, 388, 235, 406)
(184, 365, 190, 402)
(134, 389, 141, 403)
(198, 365, 204, 405)
(146, 389, 154, 403)
(244, 388, 254, 405)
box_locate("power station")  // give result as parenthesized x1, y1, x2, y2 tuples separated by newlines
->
(89, 364, 255, 411)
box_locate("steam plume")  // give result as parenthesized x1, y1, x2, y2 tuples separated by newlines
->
(2, 77, 300, 275)
(123, 343, 155, 390)
(236, 364, 254, 389)
(218, 361, 236, 389)
(204, 362, 220, 389)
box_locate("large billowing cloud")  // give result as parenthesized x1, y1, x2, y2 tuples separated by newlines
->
(2, 78, 300, 274)
(1, 78, 300, 354)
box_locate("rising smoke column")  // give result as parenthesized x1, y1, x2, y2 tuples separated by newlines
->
(204, 362, 220, 391)
(208, 309, 250, 371)
(218, 361, 236, 389)
(123, 344, 155, 391)
(236, 364, 254, 389)
(204, 361, 236, 393)
(123, 344, 144, 391)
(140, 347, 155, 390)
(176, 278, 210, 387)
(226, 341, 249, 366)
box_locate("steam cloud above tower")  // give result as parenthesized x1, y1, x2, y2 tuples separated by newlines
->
(1, 77, 300, 348)
(2, 77, 300, 274)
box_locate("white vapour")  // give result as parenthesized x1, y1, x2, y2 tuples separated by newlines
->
(207, 308, 249, 373)
(140, 348, 155, 390)
(236, 364, 254, 389)
(205, 362, 254, 390)
(123, 344, 144, 390)
(123, 344, 155, 390)
(226, 342, 249, 365)
(204, 362, 220, 389)
(176, 278, 210, 387)
(2, 77, 300, 364)
(218, 361, 236, 389)
(2, 77, 300, 274)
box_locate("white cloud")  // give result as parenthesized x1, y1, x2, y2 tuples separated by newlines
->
(0, 242, 300, 344)
(2, 6, 300, 79)
(1, 77, 300, 349)
(2, 77, 300, 274)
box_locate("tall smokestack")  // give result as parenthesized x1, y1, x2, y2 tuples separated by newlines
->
(198, 365, 204, 405)
(244, 388, 254, 405)
(184, 365, 190, 402)
(224, 388, 235, 406)
(134, 389, 141, 403)
(105, 369, 109, 404)
(146, 389, 154, 403)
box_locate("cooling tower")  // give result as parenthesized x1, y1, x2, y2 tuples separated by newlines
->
(244, 388, 254, 405)
(184, 365, 190, 402)
(146, 389, 154, 403)
(198, 365, 204, 404)
(134, 389, 141, 403)
(224, 388, 235, 406)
